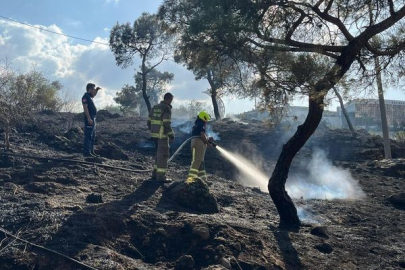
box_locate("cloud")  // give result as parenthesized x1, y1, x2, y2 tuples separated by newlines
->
(0, 20, 134, 111)
(0, 19, 253, 114)
(105, 0, 119, 3)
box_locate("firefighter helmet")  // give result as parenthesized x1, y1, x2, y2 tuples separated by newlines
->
(198, 111, 211, 121)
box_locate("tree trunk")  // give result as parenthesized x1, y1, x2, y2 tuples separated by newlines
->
(207, 70, 221, 120)
(211, 90, 220, 120)
(142, 59, 152, 113)
(374, 56, 392, 159)
(333, 87, 355, 135)
(268, 92, 325, 228)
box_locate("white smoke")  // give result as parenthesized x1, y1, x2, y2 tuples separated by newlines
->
(218, 147, 366, 201)
(175, 119, 221, 140)
(287, 149, 366, 200)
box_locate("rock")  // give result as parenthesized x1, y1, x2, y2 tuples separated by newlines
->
(229, 257, 243, 270)
(52, 135, 77, 151)
(24, 182, 60, 195)
(310, 226, 330, 239)
(237, 260, 267, 270)
(95, 109, 121, 122)
(192, 225, 210, 240)
(156, 228, 168, 236)
(99, 142, 129, 160)
(202, 266, 227, 270)
(64, 126, 83, 141)
(220, 257, 231, 269)
(215, 245, 226, 256)
(167, 177, 219, 213)
(233, 242, 242, 252)
(388, 193, 405, 209)
(86, 193, 104, 204)
(175, 255, 195, 270)
(314, 243, 333, 254)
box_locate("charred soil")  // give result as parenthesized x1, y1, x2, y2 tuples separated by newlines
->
(0, 112, 404, 270)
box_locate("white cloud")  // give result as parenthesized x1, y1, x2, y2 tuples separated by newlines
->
(0, 19, 256, 115)
(0, 20, 133, 111)
(105, 0, 119, 3)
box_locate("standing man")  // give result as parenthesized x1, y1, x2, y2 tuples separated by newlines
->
(82, 83, 101, 157)
(187, 111, 214, 182)
(147, 93, 175, 183)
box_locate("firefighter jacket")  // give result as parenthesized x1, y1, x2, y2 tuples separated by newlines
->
(147, 101, 175, 139)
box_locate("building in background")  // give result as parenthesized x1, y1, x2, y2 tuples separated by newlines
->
(338, 99, 405, 131)
(240, 106, 342, 129)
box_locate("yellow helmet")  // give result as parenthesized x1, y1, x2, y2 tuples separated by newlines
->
(198, 111, 211, 121)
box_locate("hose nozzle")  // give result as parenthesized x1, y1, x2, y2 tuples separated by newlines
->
(208, 137, 217, 148)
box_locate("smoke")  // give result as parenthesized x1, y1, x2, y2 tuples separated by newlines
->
(287, 149, 366, 200)
(174, 118, 221, 140)
(172, 118, 191, 128)
(217, 147, 366, 201)
(206, 124, 220, 140)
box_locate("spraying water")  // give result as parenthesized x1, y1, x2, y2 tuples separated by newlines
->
(216, 146, 269, 192)
(216, 146, 366, 200)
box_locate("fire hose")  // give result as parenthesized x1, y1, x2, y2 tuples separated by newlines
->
(0, 137, 217, 172)
(168, 136, 217, 163)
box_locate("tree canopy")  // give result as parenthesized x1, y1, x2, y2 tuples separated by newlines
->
(159, 0, 405, 228)
(114, 68, 173, 116)
(110, 12, 173, 112)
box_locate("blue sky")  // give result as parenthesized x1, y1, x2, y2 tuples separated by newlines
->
(1, 0, 404, 114)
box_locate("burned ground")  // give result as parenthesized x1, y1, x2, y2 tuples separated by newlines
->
(0, 111, 404, 270)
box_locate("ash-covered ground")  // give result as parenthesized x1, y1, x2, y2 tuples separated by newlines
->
(0, 110, 404, 270)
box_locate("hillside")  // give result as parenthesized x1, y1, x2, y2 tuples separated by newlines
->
(0, 111, 404, 270)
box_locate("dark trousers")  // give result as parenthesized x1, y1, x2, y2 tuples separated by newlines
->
(83, 118, 96, 154)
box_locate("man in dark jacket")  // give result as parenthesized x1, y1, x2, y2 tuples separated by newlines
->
(82, 83, 101, 157)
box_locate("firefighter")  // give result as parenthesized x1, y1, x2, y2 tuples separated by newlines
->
(187, 111, 213, 182)
(147, 93, 175, 183)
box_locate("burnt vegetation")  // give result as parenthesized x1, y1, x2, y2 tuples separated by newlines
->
(0, 111, 404, 269)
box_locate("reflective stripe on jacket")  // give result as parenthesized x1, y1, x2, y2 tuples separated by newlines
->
(147, 101, 175, 139)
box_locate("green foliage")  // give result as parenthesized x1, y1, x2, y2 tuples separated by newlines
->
(172, 99, 211, 119)
(109, 12, 172, 68)
(0, 62, 63, 149)
(114, 68, 174, 116)
(160, 0, 405, 103)
(109, 12, 173, 113)
(114, 84, 139, 115)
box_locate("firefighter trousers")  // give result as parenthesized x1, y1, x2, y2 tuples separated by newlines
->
(151, 138, 170, 180)
(188, 138, 207, 179)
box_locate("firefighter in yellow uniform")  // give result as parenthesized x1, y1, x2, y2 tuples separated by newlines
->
(147, 93, 175, 183)
(187, 111, 214, 182)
